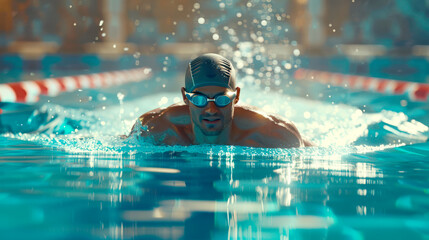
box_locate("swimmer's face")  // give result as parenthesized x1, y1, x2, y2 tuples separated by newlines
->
(182, 86, 240, 136)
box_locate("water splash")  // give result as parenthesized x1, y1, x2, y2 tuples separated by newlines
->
(3, 87, 425, 158)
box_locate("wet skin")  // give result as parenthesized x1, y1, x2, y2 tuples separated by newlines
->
(129, 86, 311, 148)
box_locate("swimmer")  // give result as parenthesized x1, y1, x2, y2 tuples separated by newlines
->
(129, 53, 313, 148)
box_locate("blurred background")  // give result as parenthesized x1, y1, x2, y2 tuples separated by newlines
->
(0, 0, 429, 87)
(2, 2, 429, 240)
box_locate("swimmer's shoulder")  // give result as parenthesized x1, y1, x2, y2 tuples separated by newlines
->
(234, 104, 304, 148)
(138, 103, 189, 125)
(234, 104, 286, 128)
(132, 107, 170, 135)
(131, 103, 192, 143)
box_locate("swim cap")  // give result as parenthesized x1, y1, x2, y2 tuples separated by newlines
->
(185, 53, 236, 92)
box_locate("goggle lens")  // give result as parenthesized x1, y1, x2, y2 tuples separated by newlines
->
(192, 95, 208, 107)
(214, 95, 231, 107)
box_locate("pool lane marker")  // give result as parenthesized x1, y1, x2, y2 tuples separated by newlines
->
(294, 68, 429, 102)
(0, 68, 152, 104)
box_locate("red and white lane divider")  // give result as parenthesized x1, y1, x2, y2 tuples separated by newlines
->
(0, 67, 152, 104)
(294, 68, 429, 102)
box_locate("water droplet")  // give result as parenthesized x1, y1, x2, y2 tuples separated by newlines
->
(304, 112, 311, 119)
(117, 92, 125, 101)
(293, 49, 300, 56)
(158, 97, 169, 106)
(173, 97, 181, 103)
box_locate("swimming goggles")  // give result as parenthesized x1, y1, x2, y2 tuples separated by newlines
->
(185, 91, 236, 108)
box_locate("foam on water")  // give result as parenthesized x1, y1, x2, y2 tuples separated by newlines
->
(2, 87, 428, 157)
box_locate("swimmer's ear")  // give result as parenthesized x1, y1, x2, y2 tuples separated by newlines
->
(234, 87, 240, 104)
(181, 87, 189, 104)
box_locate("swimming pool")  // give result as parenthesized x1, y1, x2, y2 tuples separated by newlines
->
(1, 67, 428, 240)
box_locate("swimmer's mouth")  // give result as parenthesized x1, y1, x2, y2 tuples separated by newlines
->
(202, 118, 221, 123)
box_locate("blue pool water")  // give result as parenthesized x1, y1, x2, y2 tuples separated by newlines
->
(1, 71, 429, 239)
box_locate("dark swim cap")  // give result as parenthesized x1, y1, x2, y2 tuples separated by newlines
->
(185, 53, 236, 92)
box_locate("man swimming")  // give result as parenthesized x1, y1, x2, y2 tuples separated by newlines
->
(129, 53, 312, 148)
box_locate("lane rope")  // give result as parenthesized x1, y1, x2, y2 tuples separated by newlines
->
(0, 68, 152, 103)
(294, 68, 429, 102)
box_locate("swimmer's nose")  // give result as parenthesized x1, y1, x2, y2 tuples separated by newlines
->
(204, 101, 218, 114)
